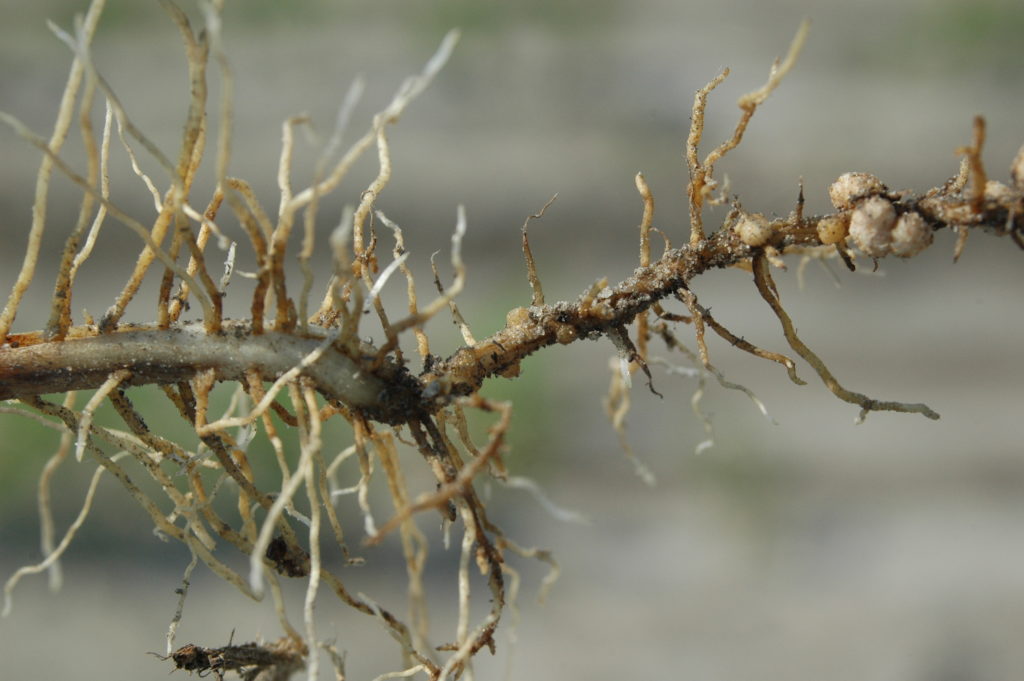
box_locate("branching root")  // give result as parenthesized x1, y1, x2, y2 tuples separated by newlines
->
(1, 6, 1020, 680)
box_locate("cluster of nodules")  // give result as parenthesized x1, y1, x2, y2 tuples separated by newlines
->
(817, 172, 933, 258)
(731, 172, 936, 258)
(734, 149, 1024, 257)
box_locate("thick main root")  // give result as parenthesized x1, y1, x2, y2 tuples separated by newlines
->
(1, 4, 1021, 681)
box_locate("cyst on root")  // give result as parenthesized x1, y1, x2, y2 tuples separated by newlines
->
(890, 211, 933, 258)
(828, 172, 886, 211)
(734, 212, 772, 247)
(849, 196, 896, 257)
(816, 213, 850, 245)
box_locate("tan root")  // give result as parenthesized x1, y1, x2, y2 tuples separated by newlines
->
(1, 5, 1021, 680)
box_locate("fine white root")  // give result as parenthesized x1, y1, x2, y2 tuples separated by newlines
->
(4, 7, 1018, 681)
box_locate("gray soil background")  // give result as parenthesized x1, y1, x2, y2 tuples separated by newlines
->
(2, 1, 1024, 679)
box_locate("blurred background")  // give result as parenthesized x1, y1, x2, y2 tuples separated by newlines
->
(2, 1, 1024, 679)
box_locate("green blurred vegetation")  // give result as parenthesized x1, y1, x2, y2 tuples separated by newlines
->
(845, 0, 1024, 77)
(9, 0, 617, 31)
